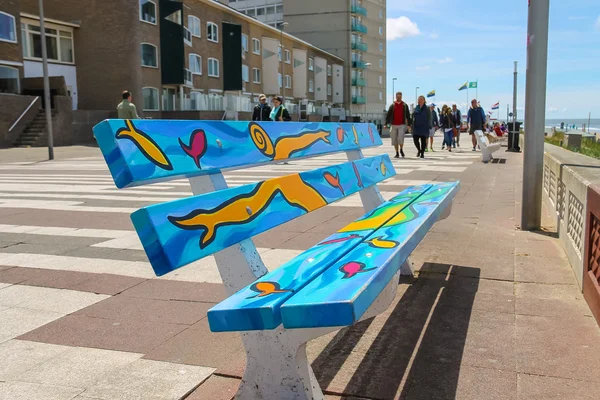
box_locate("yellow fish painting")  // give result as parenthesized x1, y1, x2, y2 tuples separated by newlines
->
(249, 123, 331, 161)
(168, 174, 327, 248)
(380, 161, 388, 176)
(352, 125, 360, 145)
(366, 236, 399, 249)
(115, 120, 173, 170)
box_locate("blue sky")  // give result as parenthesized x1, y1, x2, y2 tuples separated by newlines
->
(385, 0, 600, 118)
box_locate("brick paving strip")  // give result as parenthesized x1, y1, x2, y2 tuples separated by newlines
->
(0, 142, 599, 399)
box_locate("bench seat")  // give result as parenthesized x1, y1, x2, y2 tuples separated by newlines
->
(475, 130, 501, 163)
(207, 182, 459, 332)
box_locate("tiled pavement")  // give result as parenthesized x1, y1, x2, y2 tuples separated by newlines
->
(0, 136, 599, 399)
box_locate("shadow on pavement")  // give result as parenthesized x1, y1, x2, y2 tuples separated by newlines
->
(312, 263, 480, 400)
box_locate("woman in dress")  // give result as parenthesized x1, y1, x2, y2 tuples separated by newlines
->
(411, 95, 432, 158)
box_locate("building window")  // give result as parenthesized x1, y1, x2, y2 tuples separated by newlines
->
(207, 22, 219, 43)
(285, 75, 291, 88)
(278, 73, 282, 88)
(379, 59, 383, 68)
(139, 0, 156, 24)
(247, 9, 256, 17)
(0, 66, 20, 94)
(253, 67, 261, 83)
(327, 64, 332, 76)
(379, 75, 382, 84)
(379, 43, 383, 52)
(252, 38, 260, 54)
(284, 49, 291, 64)
(277, 5, 284, 13)
(141, 43, 157, 67)
(379, 9, 383, 19)
(379, 92, 383, 101)
(257, 8, 265, 16)
(142, 87, 159, 110)
(188, 16, 201, 37)
(309, 80, 314, 93)
(379, 26, 383, 35)
(266, 6, 275, 14)
(208, 58, 219, 77)
(278, 46, 282, 62)
(242, 34, 248, 53)
(309, 57, 314, 71)
(189, 54, 202, 75)
(22, 23, 74, 64)
(327, 83, 332, 96)
(0, 12, 17, 43)
(165, 10, 182, 24)
(242, 64, 249, 82)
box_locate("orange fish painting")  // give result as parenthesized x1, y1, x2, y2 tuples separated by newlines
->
(249, 122, 331, 161)
(336, 126, 347, 144)
(247, 281, 291, 298)
(324, 171, 344, 195)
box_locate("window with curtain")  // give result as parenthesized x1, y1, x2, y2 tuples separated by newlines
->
(207, 22, 218, 42)
(208, 58, 219, 77)
(0, 12, 16, 42)
(253, 68, 261, 83)
(139, 0, 156, 24)
(141, 43, 157, 67)
(21, 23, 74, 63)
(252, 38, 260, 54)
(189, 54, 202, 74)
(188, 16, 201, 37)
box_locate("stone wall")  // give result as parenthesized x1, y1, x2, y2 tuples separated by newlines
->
(0, 93, 39, 148)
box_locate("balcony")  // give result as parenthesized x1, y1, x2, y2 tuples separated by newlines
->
(351, 41, 368, 51)
(184, 69, 193, 87)
(352, 96, 367, 104)
(184, 27, 192, 46)
(352, 78, 366, 86)
(351, 22, 368, 34)
(352, 60, 367, 69)
(351, 5, 368, 17)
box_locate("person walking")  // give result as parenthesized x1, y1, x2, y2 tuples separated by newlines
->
(385, 92, 411, 158)
(270, 96, 291, 121)
(411, 95, 431, 159)
(440, 105, 456, 152)
(467, 99, 486, 151)
(252, 94, 272, 121)
(451, 104, 461, 148)
(117, 91, 140, 119)
(428, 104, 439, 152)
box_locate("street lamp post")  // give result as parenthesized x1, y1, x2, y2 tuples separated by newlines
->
(38, 0, 54, 160)
(392, 77, 397, 100)
(415, 86, 419, 107)
(279, 22, 289, 104)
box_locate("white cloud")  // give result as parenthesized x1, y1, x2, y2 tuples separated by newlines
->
(596, 16, 600, 31)
(438, 57, 453, 64)
(430, 32, 439, 39)
(563, 108, 569, 113)
(548, 107, 559, 113)
(416, 65, 431, 71)
(387, 17, 421, 41)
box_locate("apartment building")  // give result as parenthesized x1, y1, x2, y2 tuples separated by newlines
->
(283, 0, 386, 123)
(0, 0, 344, 119)
(223, 0, 284, 29)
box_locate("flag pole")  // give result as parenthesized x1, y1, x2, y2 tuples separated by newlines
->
(476, 79, 478, 100)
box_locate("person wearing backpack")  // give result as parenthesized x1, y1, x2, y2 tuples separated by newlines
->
(467, 99, 486, 151)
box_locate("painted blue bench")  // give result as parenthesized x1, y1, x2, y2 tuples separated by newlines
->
(93, 119, 459, 400)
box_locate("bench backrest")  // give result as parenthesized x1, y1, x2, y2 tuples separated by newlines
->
(93, 120, 394, 276)
(94, 120, 382, 188)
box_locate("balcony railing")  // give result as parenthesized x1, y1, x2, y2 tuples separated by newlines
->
(352, 78, 366, 86)
(184, 27, 192, 46)
(351, 41, 368, 51)
(352, 60, 367, 69)
(352, 96, 367, 104)
(351, 22, 368, 34)
(351, 5, 367, 16)
(184, 69, 193, 87)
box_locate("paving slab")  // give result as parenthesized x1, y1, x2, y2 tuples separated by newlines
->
(0, 307, 64, 344)
(120, 280, 226, 303)
(0, 284, 108, 314)
(0, 339, 69, 380)
(19, 314, 188, 354)
(0, 381, 84, 400)
(18, 268, 98, 289)
(19, 347, 142, 388)
(69, 274, 146, 295)
(73, 295, 211, 325)
(144, 318, 246, 377)
(83, 358, 214, 400)
(517, 373, 599, 400)
(186, 375, 241, 400)
(515, 254, 575, 284)
(516, 314, 600, 383)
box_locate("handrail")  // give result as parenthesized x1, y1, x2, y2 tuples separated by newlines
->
(221, 110, 227, 120)
(9, 96, 40, 132)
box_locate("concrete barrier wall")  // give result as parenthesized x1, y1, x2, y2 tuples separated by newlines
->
(542, 143, 600, 325)
(0, 94, 39, 148)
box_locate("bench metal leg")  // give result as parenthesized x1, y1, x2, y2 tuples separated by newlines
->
(346, 149, 385, 212)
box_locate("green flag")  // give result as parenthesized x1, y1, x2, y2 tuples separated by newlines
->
(469, 81, 478, 89)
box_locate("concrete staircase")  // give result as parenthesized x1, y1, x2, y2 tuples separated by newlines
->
(13, 109, 55, 147)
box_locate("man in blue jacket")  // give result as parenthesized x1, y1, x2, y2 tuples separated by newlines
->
(467, 99, 486, 151)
